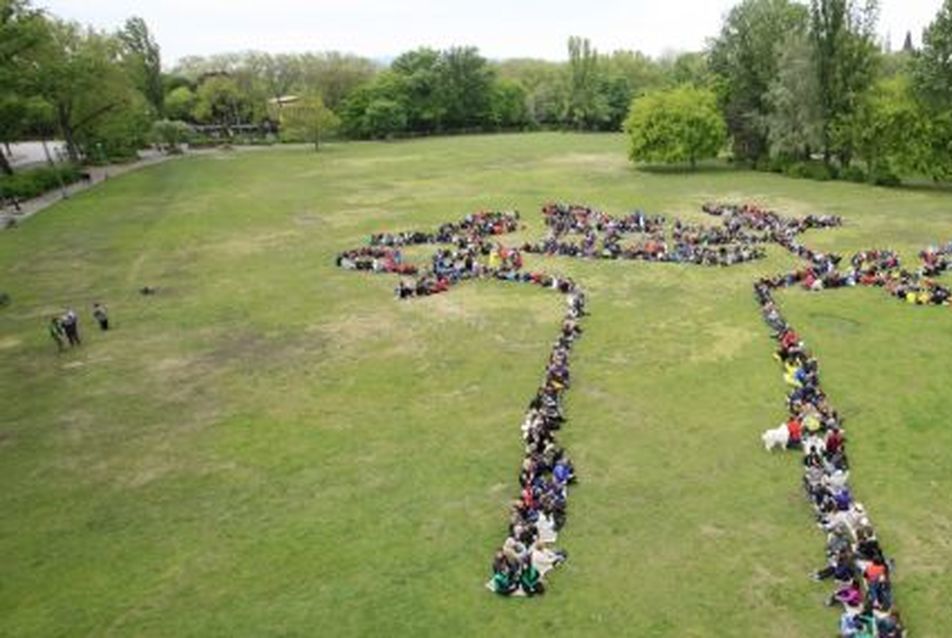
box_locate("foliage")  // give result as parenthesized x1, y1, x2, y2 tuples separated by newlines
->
(278, 96, 340, 150)
(118, 16, 163, 117)
(488, 79, 529, 128)
(809, 0, 880, 165)
(0, 162, 81, 199)
(164, 86, 196, 122)
(847, 76, 926, 182)
(33, 19, 147, 162)
(765, 31, 823, 160)
(150, 119, 192, 152)
(364, 99, 407, 139)
(709, 0, 809, 162)
(0, 0, 50, 174)
(564, 37, 608, 130)
(913, 0, 952, 108)
(192, 75, 252, 128)
(624, 85, 727, 168)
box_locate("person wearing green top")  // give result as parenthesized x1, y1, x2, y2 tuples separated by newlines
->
(48, 316, 65, 353)
(519, 562, 545, 597)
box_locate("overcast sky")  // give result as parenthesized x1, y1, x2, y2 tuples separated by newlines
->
(39, 0, 945, 68)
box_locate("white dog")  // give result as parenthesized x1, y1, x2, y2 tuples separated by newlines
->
(761, 424, 789, 451)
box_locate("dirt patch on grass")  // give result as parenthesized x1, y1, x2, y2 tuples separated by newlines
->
(544, 153, 628, 171)
(211, 230, 302, 257)
(690, 322, 759, 364)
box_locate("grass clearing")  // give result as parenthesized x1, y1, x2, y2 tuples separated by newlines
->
(1, 132, 951, 636)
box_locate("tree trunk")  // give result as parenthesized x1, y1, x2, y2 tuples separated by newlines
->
(0, 150, 12, 176)
(41, 139, 54, 166)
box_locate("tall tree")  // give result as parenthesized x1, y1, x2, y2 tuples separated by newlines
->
(709, 0, 809, 162)
(118, 16, 163, 116)
(912, 0, 952, 181)
(810, 0, 880, 165)
(35, 20, 145, 161)
(391, 48, 444, 131)
(913, 0, 952, 108)
(279, 95, 339, 150)
(766, 31, 823, 160)
(0, 0, 50, 174)
(564, 37, 606, 129)
(435, 46, 494, 129)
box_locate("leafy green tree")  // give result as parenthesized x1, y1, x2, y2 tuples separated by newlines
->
(564, 36, 607, 129)
(810, 0, 880, 165)
(709, 0, 809, 162)
(35, 19, 146, 161)
(603, 50, 665, 95)
(766, 31, 823, 160)
(192, 74, 256, 131)
(598, 73, 633, 131)
(279, 95, 340, 150)
(436, 46, 494, 129)
(624, 85, 727, 169)
(848, 76, 925, 181)
(391, 48, 444, 131)
(0, 0, 50, 173)
(489, 78, 528, 128)
(299, 52, 378, 111)
(495, 58, 565, 126)
(364, 99, 407, 139)
(118, 16, 163, 116)
(913, 0, 952, 108)
(164, 85, 196, 121)
(150, 119, 191, 152)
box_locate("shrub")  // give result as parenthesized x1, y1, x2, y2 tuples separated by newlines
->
(842, 165, 867, 183)
(871, 170, 901, 187)
(151, 119, 192, 152)
(784, 161, 833, 181)
(0, 291, 10, 307)
(0, 164, 83, 200)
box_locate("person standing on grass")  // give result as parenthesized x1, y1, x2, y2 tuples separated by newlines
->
(48, 316, 65, 352)
(92, 302, 109, 331)
(62, 308, 80, 346)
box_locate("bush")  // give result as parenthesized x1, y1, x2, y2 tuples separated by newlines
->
(151, 119, 192, 152)
(842, 165, 867, 183)
(756, 156, 788, 174)
(784, 161, 833, 181)
(871, 170, 901, 187)
(0, 164, 83, 200)
(0, 291, 10, 308)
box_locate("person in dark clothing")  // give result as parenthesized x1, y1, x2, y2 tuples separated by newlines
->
(49, 316, 65, 352)
(92, 303, 109, 331)
(62, 309, 80, 346)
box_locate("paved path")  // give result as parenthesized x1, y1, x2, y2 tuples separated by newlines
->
(1, 150, 188, 229)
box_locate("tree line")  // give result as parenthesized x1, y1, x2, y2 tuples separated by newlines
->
(2, 0, 951, 185)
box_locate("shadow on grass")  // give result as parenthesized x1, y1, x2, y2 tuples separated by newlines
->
(890, 180, 952, 194)
(633, 161, 738, 175)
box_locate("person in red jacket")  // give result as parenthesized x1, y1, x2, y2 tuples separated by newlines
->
(786, 418, 803, 448)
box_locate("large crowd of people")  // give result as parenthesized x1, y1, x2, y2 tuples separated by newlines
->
(337, 201, 946, 629)
(754, 280, 907, 637)
(521, 202, 771, 266)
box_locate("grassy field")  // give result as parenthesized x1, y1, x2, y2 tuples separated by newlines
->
(1, 133, 951, 637)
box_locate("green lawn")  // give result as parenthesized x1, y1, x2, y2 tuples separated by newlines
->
(1, 133, 951, 637)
